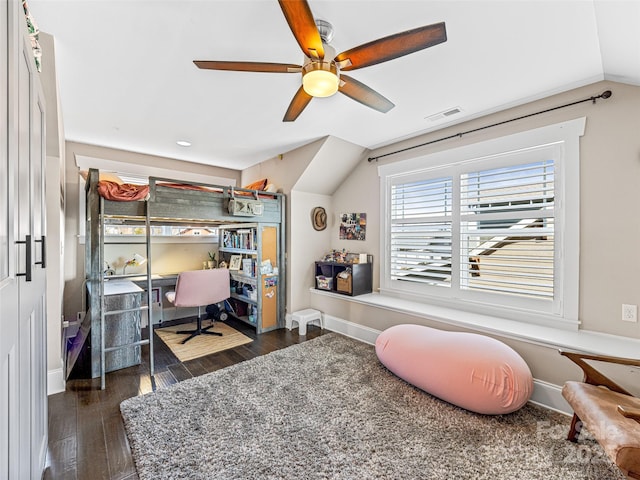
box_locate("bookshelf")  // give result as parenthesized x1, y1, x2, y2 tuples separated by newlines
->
(219, 223, 282, 333)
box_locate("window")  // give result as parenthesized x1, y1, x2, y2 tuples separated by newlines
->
(380, 118, 584, 327)
(460, 160, 555, 299)
(390, 176, 453, 287)
(103, 225, 219, 238)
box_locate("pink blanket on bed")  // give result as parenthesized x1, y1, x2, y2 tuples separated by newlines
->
(97, 179, 274, 202)
(97, 181, 149, 201)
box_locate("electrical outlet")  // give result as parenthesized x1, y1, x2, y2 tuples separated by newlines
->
(621, 304, 637, 322)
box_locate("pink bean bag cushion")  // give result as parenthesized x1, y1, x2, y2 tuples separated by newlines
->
(375, 324, 533, 414)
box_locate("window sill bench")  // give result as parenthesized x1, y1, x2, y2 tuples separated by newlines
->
(310, 289, 640, 358)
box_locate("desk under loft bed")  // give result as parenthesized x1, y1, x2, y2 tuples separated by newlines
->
(70, 168, 286, 389)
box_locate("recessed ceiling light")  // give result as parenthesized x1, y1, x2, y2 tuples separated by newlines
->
(176, 140, 191, 147)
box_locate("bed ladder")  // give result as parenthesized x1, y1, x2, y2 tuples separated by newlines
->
(98, 197, 155, 390)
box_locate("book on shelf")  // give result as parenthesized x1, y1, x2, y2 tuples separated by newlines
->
(222, 228, 257, 250)
(242, 258, 255, 277)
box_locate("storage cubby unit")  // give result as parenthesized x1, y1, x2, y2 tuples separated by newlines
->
(219, 223, 282, 333)
(314, 258, 373, 296)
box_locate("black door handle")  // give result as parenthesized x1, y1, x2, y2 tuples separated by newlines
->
(16, 234, 32, 281)
(35, 235, 46, 268)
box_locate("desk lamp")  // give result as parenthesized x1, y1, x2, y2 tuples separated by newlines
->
(123, 253, 146, 275)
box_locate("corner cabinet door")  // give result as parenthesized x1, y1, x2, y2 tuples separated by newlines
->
(259, 225, 278, 331)
(26, 66, 48, 479)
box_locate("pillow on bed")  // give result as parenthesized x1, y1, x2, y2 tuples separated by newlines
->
(79, 170, 124, 184)
(242, 178, 268, 191)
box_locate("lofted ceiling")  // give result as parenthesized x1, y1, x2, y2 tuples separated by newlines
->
(28, 0, 640, 171)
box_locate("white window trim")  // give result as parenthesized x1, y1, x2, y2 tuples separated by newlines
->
(378, 117, 585, 329)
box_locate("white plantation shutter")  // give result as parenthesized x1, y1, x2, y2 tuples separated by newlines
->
(389, 161, 556, 299)
(460, 161, 555, 299)
(390, 177, 453, 286)
(379, 118, 583, 326)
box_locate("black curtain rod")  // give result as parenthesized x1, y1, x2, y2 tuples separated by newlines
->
(367, 90, 613, 163)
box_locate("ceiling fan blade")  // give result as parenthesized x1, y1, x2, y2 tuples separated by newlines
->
(283, 85, 313, 122)
(194, 60, 302, 73)
(338, 74, 395, 113)
(278, 0, 324, 60)
(335, 22, 446, 71)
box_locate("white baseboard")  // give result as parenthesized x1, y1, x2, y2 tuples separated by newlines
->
(47, 368, 65, 396)
(321, 314, 571, 414)
(321, 314, 380, 345)
(530, 380, 572, 415)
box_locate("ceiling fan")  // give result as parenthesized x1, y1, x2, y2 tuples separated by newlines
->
(194, 0, 447, 122)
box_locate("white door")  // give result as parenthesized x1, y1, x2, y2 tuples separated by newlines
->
(0, 2, 20, 479)
(29, 68, 48, 479)
(1, 1, 48, 478)
(16, 25, 48, 480)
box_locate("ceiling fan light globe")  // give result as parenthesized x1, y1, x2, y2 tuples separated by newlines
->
(303, 70, 339, 97)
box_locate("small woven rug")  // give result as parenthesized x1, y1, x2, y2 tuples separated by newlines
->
(155, 321, 252, 362)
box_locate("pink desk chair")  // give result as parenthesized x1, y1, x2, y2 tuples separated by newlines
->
(165, 269, 231, 344)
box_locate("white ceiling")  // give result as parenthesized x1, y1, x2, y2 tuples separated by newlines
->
(28, 0, 640, 171)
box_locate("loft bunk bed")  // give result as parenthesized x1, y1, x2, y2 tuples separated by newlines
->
(69, 168, 286, 389)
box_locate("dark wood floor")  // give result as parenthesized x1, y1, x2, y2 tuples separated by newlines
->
(43, 317, 327, 480)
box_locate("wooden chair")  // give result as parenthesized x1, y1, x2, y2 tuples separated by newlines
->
(560, 350, 640, 479)
(165, 269, 230, 344)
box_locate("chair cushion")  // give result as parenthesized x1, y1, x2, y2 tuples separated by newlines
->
(375, 324, 533, 415)
(562, 381, 640, 476)
(168, 269, 230, 307)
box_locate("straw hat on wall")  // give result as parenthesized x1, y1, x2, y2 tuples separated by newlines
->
(311, 207, 327, 231)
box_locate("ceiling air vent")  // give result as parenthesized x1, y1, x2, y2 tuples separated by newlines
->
(425, 107, 462, 122)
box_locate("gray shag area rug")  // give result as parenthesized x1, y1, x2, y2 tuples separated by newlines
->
(120, 333, 624, 480)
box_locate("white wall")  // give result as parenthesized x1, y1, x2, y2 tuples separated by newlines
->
(329, 156, 381, 287)
(39, 32, 66, 393)
(305, 80, 640, 387)
(356, 80, 640, 340)
(103, 242, 218, 276)
(242, 139, 323, 314)
(242, 136, 366, 314)
(240, 140, 322, 193)
(238, 79, 640, 389)
(289, 191, 331, 313)
(54, 79, 640, 390)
